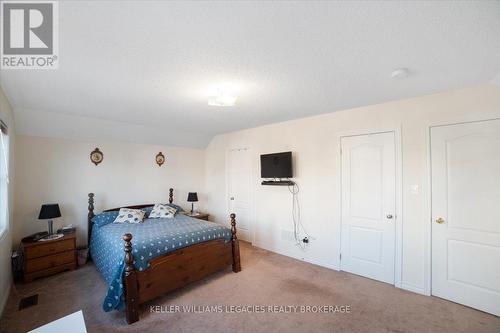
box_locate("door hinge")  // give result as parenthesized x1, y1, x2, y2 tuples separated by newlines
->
(340, 253, 342, 260)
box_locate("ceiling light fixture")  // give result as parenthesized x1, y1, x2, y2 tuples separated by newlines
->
(208, 88, 237, 107)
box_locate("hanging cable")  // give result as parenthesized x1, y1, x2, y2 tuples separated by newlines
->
(287, 181, 310, 250)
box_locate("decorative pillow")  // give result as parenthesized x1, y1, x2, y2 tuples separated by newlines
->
(92, 211, 119, 228)
(141, 206, 154, 218)
(167, 203, 184, 212)
(113, 208, 145, 224)
(149, 204, 177, 218)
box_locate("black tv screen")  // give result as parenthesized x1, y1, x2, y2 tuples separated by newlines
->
(260, 152, 293, 178)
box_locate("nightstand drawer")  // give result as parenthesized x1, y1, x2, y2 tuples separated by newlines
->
(26, 250, 75, 273)
(25, 239, 75, 259)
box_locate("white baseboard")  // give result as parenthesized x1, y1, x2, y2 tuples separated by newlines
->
(251, 241, 339, 271)
(284, 256, 427, 295)
(250, 241, 431, 298)
(300, 255, 339, 271)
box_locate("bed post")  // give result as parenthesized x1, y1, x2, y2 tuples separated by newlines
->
(88, 193, 95, 247)
(169, 188, 173, 204)
(123, 233, 139, 324)
(230, 213, 241, 272)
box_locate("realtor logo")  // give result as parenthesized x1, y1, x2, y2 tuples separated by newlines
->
(1, 1, 58, 69)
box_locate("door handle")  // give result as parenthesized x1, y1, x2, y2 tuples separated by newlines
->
(386, 214, 393, 219)
(435, 217, 445, 224)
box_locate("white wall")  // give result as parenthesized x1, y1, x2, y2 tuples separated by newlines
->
(205, 84, 500, 295)
(0, 87, 15, 316)
(13, 136, 206, 246)
(9, 83, 500, 298)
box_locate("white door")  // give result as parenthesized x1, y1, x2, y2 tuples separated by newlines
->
(431, 119, 500, 316)
(227, 148, 253, 242)
(341, 132, 396, 284)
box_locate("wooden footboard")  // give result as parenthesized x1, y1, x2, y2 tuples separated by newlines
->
(122, 214, 241, 324)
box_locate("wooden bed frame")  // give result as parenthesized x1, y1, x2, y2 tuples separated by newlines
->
(87, 188, 241, 324)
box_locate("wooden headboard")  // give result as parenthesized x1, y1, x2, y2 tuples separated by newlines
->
(87, 188, 174, 245)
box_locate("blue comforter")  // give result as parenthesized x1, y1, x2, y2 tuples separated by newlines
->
(90, 214, 232, 311)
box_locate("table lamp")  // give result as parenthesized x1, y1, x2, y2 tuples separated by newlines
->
(187, 192, 198, 214)
(38, 204, 62, 240)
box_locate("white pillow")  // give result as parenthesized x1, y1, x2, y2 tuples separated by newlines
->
(113, 208, 145, 224)
(149, 204, 177, 218)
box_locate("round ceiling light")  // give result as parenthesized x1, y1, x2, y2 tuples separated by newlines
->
(206, 84, 238, 107)
(390, 68, 410, 79)
(208, 90, 237, 107)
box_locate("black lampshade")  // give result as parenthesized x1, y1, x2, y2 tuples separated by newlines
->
(38, 204, 61, 220)
(187, 192, 198, 202)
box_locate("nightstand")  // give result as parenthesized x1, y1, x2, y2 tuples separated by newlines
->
(182, 212, 209, 221)
(21, 232, 77, 282)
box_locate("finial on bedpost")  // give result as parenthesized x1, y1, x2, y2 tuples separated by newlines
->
(123, 233, 139, 324)
(230, 213, 241, 272)
(123, 233, 134, 274)
(88, 193, 95, 247)
(230, 213, 237, 240)
(169, 188, 173, 204)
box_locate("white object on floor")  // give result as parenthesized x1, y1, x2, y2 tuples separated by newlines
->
(28, 310, 87, 333)
(431, 118, 500, 316)
(340, 131, 396, 284)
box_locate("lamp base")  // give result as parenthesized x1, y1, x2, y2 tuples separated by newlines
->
(47, 219, 54, 236)
(40, 234, 63, 241)
(185, 212, 200, 217)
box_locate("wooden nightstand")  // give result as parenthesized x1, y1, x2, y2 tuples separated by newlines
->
(22, 232, 77, 282)
(182, 212, 209, 221)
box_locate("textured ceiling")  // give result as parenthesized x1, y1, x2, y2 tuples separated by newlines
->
(2, 1, 500, 148)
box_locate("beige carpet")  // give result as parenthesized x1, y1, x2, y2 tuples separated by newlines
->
(1, 242, 498, 333)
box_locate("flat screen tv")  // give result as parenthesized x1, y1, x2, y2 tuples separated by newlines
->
(260, 152, 293, 178)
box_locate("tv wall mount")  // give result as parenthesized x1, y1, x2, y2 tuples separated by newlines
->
(261, 180, 295, 186)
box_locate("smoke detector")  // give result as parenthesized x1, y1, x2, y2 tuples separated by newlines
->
(391, 68, 410, 79)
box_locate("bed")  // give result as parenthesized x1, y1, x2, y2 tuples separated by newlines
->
(87, 188, 241, 324)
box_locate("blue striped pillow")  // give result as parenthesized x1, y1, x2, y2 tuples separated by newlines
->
(91, 212, 119, 228)
(167, 203, 184, 212)
(142, 206, 154, 217)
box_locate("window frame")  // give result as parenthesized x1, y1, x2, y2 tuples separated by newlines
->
(0, 124, 9, 240)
